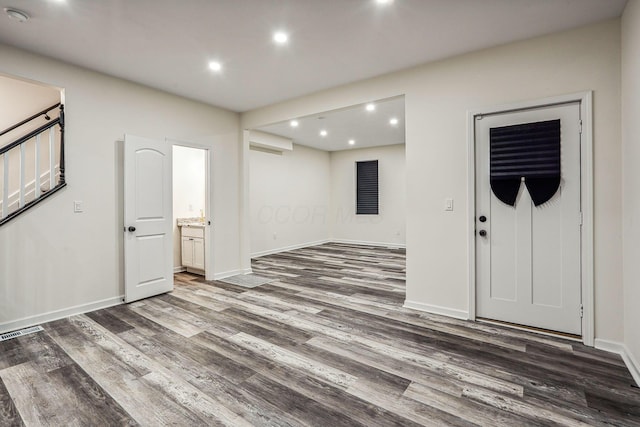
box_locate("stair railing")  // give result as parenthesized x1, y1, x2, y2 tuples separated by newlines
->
(0, 103, 66, 226)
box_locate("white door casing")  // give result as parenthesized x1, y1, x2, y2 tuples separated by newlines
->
(475, 102, 582, 335)
(124, 134, 174, 303)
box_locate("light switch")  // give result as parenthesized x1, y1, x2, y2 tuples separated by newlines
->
(73, 201, 84, 213)
(445, 198, 454, 211)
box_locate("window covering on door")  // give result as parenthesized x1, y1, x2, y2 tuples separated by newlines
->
(356, 160, 379, 214)
(490, 119, 561, 206)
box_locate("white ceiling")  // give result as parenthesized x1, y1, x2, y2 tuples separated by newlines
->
(0, 0, 627, 113)
(257, 96, 405, 152)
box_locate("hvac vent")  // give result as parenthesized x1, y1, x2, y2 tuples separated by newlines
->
(0, 325, 44, 342)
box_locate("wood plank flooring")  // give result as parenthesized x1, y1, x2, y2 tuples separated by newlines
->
(1, 242, 639, 426)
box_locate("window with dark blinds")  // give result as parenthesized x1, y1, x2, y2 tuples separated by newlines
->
(356, 160, 379, 215)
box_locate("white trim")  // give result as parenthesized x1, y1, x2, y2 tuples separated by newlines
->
(594, 339, 640, 387)
(213, 268, 252, 281)
(403, 300, 468, 320)
(173, 266, 186, 273)
(594, 338, 625, 353)
(0, 296, 123, 334)
(579, 92, 595, 347)
(251, 239, 331, 258)
(330, 238, 406, 249)
(467, 109, 477, 321)
(466, 91, 594, 346)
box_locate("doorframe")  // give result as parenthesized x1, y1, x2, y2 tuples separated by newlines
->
(466, 91, 594, 346)
(169, 139, 215, 281)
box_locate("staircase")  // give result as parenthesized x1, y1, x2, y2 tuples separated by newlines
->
(0, 103, 66, 226)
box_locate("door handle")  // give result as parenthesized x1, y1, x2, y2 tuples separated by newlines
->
(479, 230, 487, 237)
(128, 226, 136, 232)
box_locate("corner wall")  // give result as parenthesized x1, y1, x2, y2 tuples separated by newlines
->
(621, 0, 640, 384)
(0, 43, 242, 331)
(242, 20, 623, 343)
(250, 144, 330, 256)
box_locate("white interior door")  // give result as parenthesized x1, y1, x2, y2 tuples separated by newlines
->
(475, 103, 582, 335)
(124, 134, 173, 303)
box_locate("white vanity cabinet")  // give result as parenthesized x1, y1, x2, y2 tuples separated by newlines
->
(181, 225, 205, 272)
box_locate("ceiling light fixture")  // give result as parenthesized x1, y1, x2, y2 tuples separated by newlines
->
(4, 8, 29, 23)
(273, 31, 289, 44)
(290, 120, 299, 128)
(365, 103, 376, 112)
(376, 0, 394, 4)
(389, 117, 399, 125)
(348, 139, 355, 145)
(320, 130, 328, 137)
(208, 61, 222, 72)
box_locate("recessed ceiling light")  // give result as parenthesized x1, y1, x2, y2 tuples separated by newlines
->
(273, 31, 289, 44)
(208, 61, 222, 72)
(320, 130, 328, 137)
(389, 117, 399, 125)
(4, 8, 29, 23)
(290, 120, 299, 128)
(376, 0, 394, 4)
(365, 103, 376, 112)
(348, 139, 356, 145)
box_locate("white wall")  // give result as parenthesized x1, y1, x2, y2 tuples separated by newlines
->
(0, 43, 241, 331)
(330, 144, 405, 246)
(250, 144, 330, 256)
(622, 0, 640, 380)
(242, 20, 623, 343)
(0, 74, 60, 145)
(172, 145, 206, 268)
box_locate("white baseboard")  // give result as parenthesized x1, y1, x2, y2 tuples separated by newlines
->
(213, 268, 252, 280)
(0, 296, 124, 335)
(403, 300, 468, 320)
(594, 339, 640, 387)
(173, 266, 186, 273)
(331, 238, 406, 249)
(251, 239, 330, 258)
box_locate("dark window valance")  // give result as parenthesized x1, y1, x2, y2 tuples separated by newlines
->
(490, 119, 561, 206)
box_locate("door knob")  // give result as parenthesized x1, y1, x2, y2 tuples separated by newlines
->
(479, 215, 487, 222)
(128, 226, 136, 232)
(479, 230, 487, 237)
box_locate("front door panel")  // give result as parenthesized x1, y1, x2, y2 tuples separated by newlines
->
(475, 103, 582, 335)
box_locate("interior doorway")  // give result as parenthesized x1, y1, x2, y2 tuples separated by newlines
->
(172, 143, 212, 280)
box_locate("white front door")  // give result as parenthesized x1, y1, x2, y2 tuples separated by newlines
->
(124, 134, 173, 303)
(475, 103, 582, 335)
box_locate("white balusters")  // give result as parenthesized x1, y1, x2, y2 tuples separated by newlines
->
(49, 127, 55, 190)
(35, 134, 41, 200)
(19, 142, 25, 208)
(2, 153, 8, 219)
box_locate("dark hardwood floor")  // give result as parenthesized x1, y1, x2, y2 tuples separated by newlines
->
(1, 243, 639, 426)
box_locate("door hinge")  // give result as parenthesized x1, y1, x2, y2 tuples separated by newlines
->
(579, 212, 583, 226)
(580, 305, 584, 318)
(578, 119, 583, 134)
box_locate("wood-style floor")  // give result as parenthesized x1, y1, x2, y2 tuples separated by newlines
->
(1, 243, 639, 426)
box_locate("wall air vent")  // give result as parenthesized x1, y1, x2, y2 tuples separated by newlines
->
(0, 325, 44, 342)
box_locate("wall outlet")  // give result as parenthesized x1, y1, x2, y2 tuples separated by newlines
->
(73, 201, 83, 213)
